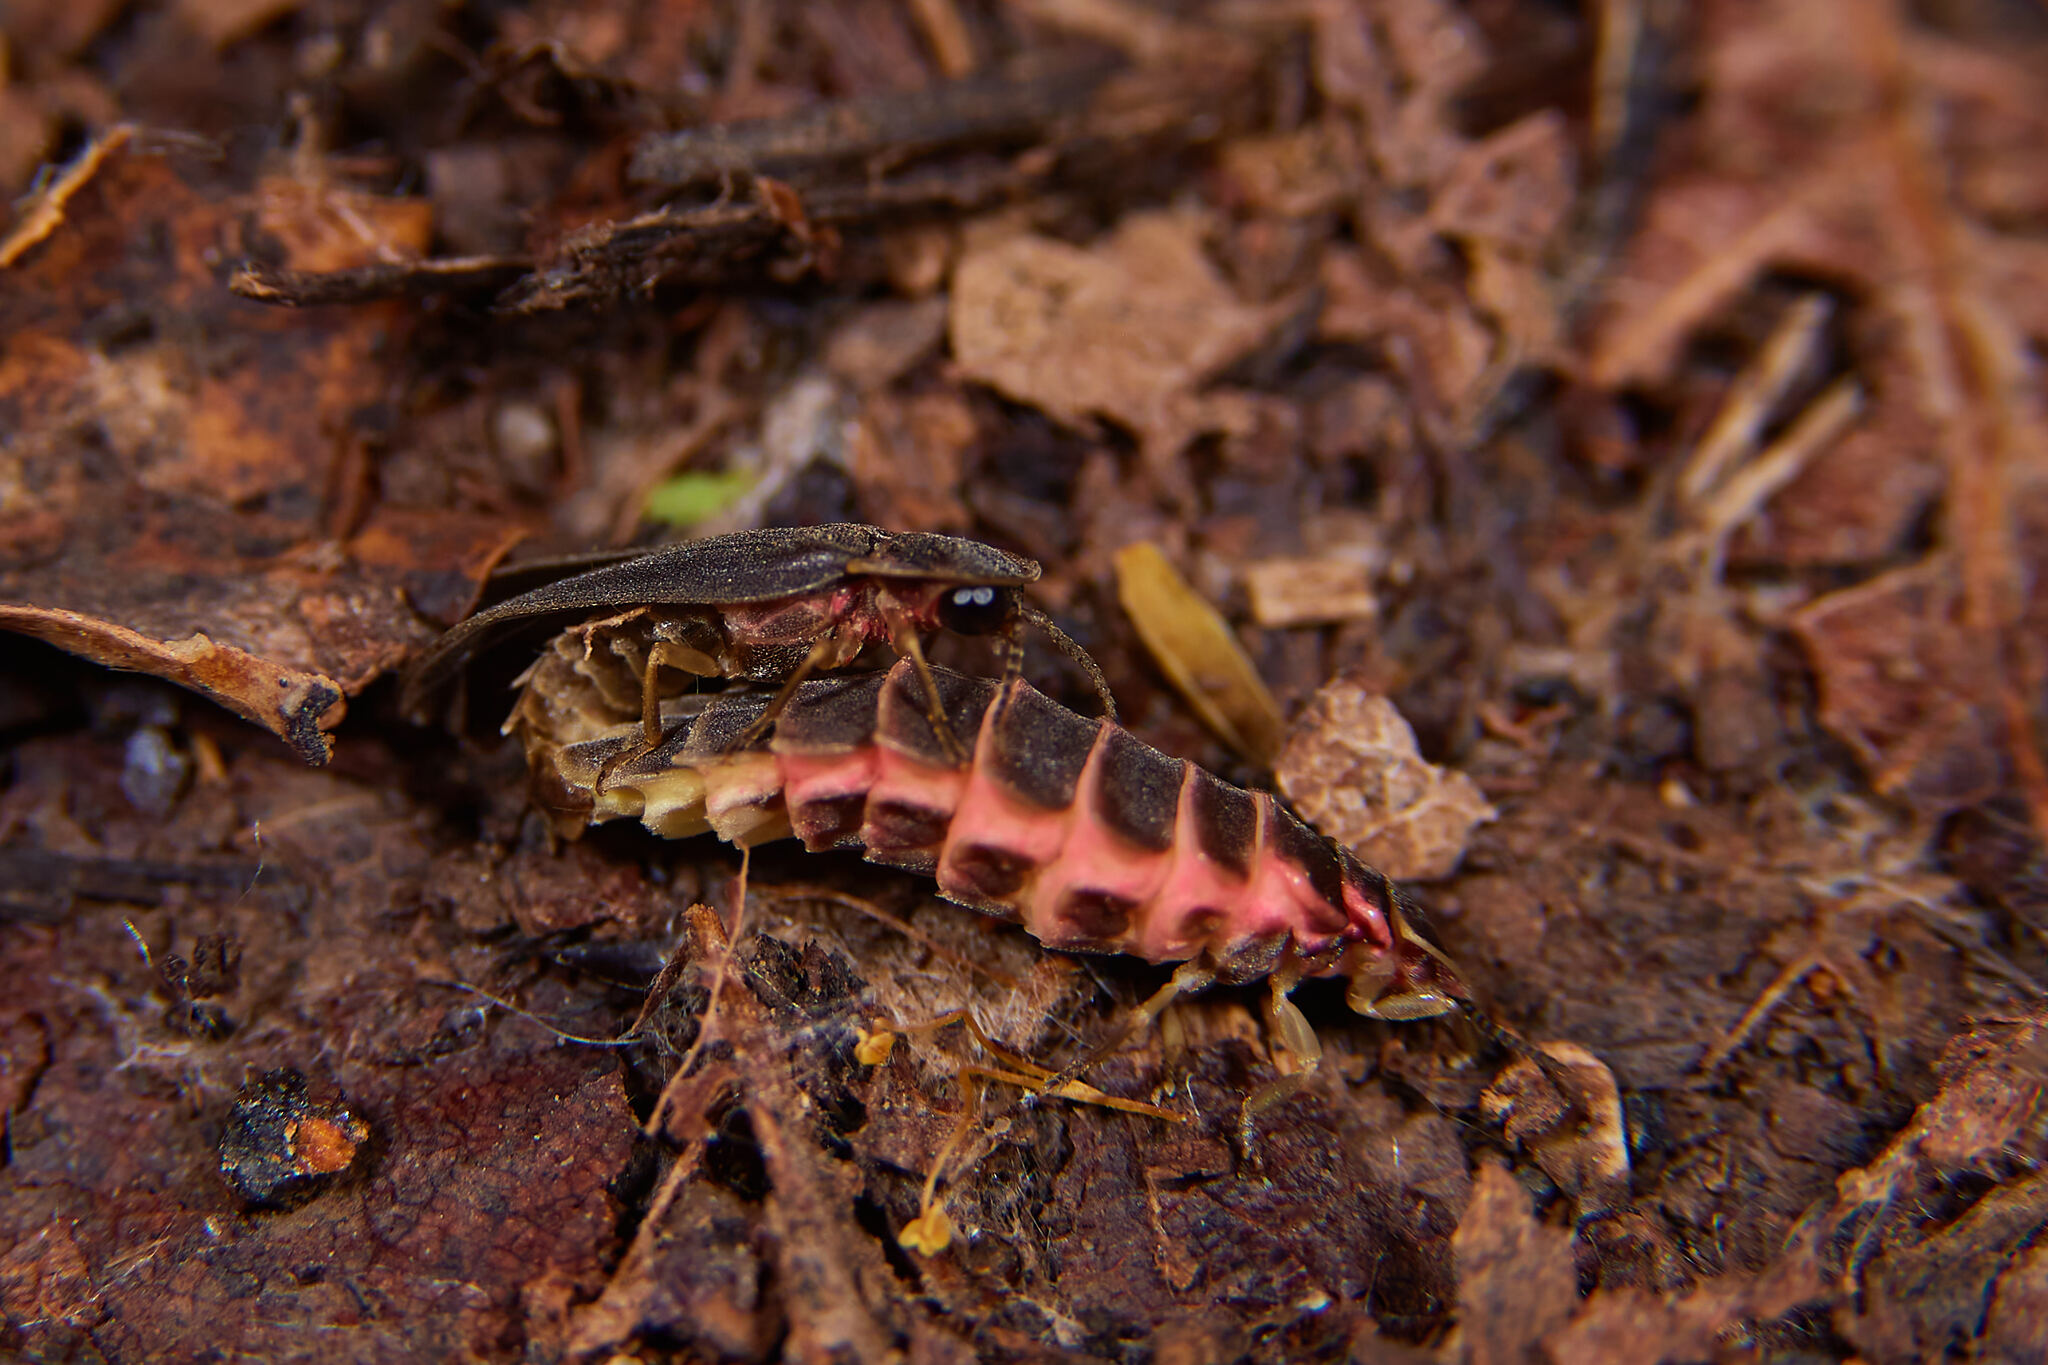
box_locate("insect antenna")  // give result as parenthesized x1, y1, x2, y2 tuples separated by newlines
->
(1452, 995, 1537, 1062)
(1015, 602, 1118, 720)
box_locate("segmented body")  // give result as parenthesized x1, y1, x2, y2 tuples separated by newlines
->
(516, 658, 1463, 1017)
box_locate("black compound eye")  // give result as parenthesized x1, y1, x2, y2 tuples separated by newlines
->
(936, 585, 1010, 635)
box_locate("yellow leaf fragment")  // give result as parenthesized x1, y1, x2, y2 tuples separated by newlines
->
(1113, 542, 1285, 766)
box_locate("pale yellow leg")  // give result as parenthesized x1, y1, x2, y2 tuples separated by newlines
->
(598, 639, 718, 791)
(730, 627, 846, 751)
(1238, 965, 1319, 1168)
(1031, 960, 1215, 1105)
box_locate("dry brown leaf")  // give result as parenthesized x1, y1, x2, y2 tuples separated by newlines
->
(172, 0, 306, 49)
(824, 297, 949, 392)
(1, 149, 521, 762)
(1216, 120, 1361, 220)
(1815, 1013, 2048, 1362)
(1451, 1162, 1577, 1365)
(1429, 110, 1575, 257)
(1790, 560, 2005, 815)
(948, 209, 1293, 457)
(1544, 1261, 1823, 1365)
(1319, 247, 1497, 429)
(1277, 674, 1496, 880)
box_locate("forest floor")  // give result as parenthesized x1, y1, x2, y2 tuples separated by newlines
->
(4, 1, 2048, 1361)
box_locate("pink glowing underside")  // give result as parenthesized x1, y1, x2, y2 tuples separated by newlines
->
(734, 737, 1361, 967)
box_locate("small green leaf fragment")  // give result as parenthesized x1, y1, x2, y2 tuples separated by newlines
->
(644, 471, 753, 527)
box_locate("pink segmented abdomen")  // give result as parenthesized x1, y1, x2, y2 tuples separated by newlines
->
(574, 660, 1407, 986)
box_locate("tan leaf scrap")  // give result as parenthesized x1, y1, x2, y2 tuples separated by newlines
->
(1276, 674, 1495, 880)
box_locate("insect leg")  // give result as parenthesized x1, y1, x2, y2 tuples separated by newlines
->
(1016, 602, 1118, 720)
(1237, 961, 1319, 1168)
(898, 1071, 985, 1256)
(596, 639, 721, 791)
(728, 627, 849, 752)
(876, 599, 971, 764)
(1031, 959, 1215, 1104)
(861, 1009, 1181, 1120)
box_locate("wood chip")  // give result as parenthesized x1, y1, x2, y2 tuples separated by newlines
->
(1242, 557, 1378, 628)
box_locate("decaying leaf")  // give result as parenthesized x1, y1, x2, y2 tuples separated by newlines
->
(1277, 674, 1496, 880)
(1479, 1041, 1630, 1213)
(0, 147, 523, 762)
(1792, 1013, 2048, 1363)
(1452, 1162, 1577, 1365)
(1790, 561, 2005, 816)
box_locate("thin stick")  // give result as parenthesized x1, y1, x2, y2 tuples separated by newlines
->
(644, 851, 753, 1138)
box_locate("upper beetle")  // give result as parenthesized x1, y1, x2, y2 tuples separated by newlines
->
(402, 523, 1113, 762)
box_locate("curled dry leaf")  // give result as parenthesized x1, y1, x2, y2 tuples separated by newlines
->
(948, 209, 1295, 456)
(1276, 674, 1496, 880)
(1112, 541, 1285, 765)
